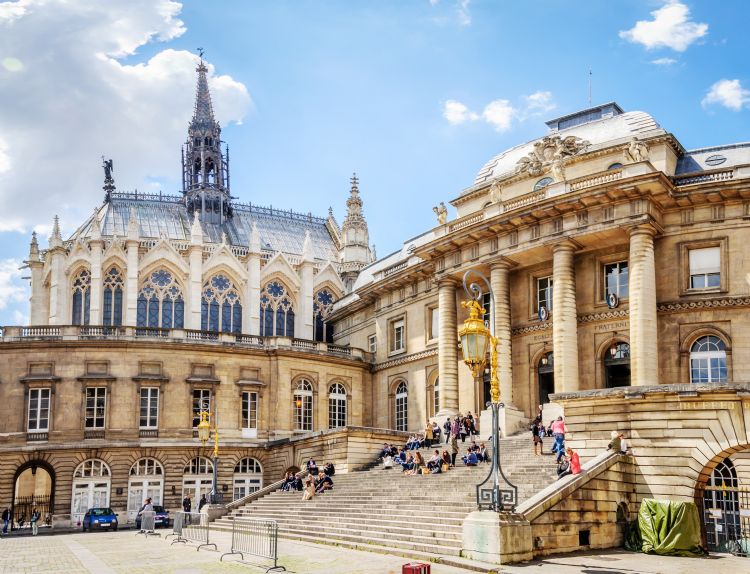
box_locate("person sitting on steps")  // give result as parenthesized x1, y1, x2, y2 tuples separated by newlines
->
(306, 457, 319, 476)
(462, 450, 478, 466)
(315, 471, 333, 493)
(427, 449, 442, 472)
(478, 443, 488, 463)
(302, 476, 316, 501)
(323, 462, 335, 477)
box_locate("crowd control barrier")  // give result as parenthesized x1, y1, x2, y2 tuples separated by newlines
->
(136, 510, 160, 537)
(165, 510, 183, 540)
(220, 518, 285, 572)
(169, 511, 216, 551)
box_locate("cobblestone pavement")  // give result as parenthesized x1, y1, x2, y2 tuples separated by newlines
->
(0, 531, 747, 574)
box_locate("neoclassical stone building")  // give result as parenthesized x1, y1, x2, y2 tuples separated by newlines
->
(329, 101, 750, 434)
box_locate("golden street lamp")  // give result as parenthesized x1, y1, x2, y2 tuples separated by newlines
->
(197, 404, 221, 504)
(459, 269, 517, 512)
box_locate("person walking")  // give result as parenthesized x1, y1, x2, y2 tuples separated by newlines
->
(424, 423, 433, 449)
(450, 433, 459, 467)
(551, 416, 566, 462)
(182, 493, 192, 525)
(443, 418, 451, 444)
(198, 494, 208, 512)
(531, 420, 542, 456)
(2, 506, 11, 534)
(30, 507, 40, 536)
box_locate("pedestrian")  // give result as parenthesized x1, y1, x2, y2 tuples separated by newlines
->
(450, 433, 459, 467)
(466, 411, 476, 436)
(30, 507, 40, 536)
(551, 416, 566, 462)
(182, 493, 192, 525)
(619, 432, 629, 454)
(531, 420, 542, 456)
(198, 494, 208, 512)
(443, 417, 451, 444)
(424, 423, 433, 448)
(141, 497, 154, 512)
(2, 506, 11, 534)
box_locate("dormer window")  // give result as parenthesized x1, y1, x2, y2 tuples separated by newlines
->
(533, 177, 554, 191)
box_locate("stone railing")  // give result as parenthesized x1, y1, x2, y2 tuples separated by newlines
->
(0, 326, 369, 361)
(673, 169, 734, 186)
(448, 212, 485, 233)
(382, 261, 408, 278)
(569, 168, 622, 192)
(502, 190, 547, 213)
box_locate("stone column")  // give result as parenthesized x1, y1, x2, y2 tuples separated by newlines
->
(629, 224, 659, 386)
(437, 278, 459, 416)
(124, 238, 139, 326)
(187, 245, 202, 329)
(490, 261, 514, 406)
(552, 242, 579, 392)
(27, 234, 47, 325)
(89, 240, 103, 324)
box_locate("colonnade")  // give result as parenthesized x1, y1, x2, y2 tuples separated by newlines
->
(436, 224, 659, 415)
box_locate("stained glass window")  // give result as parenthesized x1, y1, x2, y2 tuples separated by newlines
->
(137, 270, 185, 329)
(102, 267, 124, 326)
(201, 274, 242, 333)
(313, 289, 336, 343)
(259, 281, 295, 337)
(71, 268, 91, 326)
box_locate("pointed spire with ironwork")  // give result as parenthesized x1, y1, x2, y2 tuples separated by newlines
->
(182, 49, 231, 224)
(49, 215, 63, 249)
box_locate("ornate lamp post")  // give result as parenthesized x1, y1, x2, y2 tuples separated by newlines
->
(196, 403, 222, 504)
(458, 269, 517, 512)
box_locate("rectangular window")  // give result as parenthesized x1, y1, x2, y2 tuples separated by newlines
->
(241, 391, 258, 429)
(390, 318, 405, 353)
(28, 388, 50, 432)
(429, 308, 439, 341)
(537, 277, 553, 312)
(192, 389, 211, 428)
(368, 334, 377, 354)
(689, 247, 721, 289)
(85, 387, 106, 429)
(604, 261, 629, 300)
(139, 388, 159, 429)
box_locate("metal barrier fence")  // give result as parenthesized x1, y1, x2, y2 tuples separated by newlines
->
(165, 510, 183, 540)
(221, 518, 285, 572)
(169, 511, 216, 551)
(136, 510, 160, 537)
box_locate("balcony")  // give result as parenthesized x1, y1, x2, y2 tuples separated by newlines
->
(26, 432, 48, 442)
(0, 326, 371, 362)
(84, 429, 105, 440)
(139, 429, 159, 439)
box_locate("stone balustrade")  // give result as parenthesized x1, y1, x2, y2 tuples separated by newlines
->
(0, 325, 369, 361)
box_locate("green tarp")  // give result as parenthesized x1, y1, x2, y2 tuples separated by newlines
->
(636, 498, 705, 557)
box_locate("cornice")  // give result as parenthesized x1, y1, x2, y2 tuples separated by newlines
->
(372, 348, 438, 372)
(657, 296, 750, 314)
(511, 322, 551, 336)
(577, 308, 629, 324)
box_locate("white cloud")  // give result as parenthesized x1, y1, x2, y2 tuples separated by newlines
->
(0, 0, 251, 236)
(702, 79, 750, 111)
(651, 57, 677, 66)
(12, 309, 28, 326)
(443, 100, 479, 124)
(444, 91, 556, 132)
(457, 0, 471, 27)
(482, 99, 516, 132)
(522, 91, 556, 116)
(0, 258, 27, 311)
(619, 1, 707, 52)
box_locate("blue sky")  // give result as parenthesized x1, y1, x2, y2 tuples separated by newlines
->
(0, 0, 748, 325)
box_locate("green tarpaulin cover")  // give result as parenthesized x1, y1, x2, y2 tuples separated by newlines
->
(637, 498, 705, 557)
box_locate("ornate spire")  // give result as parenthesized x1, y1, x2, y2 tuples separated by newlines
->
(191, 52, 216, 130)
(28, 231, 40, 262)
(344, 172, 364, 223)
(49, 215, 62, 248)
(339, 172, 371, 292)
(191, 213, 203, 245)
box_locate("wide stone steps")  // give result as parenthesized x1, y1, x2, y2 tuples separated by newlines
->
(213, 433, 558, 563)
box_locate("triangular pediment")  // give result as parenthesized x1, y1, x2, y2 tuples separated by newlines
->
(203, 243, 245, 281)
(139, 237, 189, 277)
(260, 252, 301, 289)
(313, 261, 345, 297)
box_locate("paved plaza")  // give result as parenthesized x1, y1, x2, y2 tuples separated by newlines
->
(0, 530, 747, 574)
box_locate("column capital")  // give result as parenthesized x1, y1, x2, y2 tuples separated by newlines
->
(628, 222, 661, 238)
(437, 276, 460, 288)
(490, 256, 517, 271)
(552, 239, 581, 254)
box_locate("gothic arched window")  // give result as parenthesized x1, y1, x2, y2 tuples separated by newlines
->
(313, 288, 336, 343)
(690, 335, 727, 384)
(102, 267, 124, 327)
(71, 268, 91, 325)
(201, 274, 242, 333)
(137, 269, 185, 329)
(259, 281, 294, 337)
(328, 383, 347, 429)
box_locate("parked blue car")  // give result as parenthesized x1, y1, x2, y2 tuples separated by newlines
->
(82, 508, 118, 531)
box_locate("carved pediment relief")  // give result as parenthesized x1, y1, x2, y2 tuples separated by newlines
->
(515, 135, 590, 177)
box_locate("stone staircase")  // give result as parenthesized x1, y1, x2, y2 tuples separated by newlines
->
(213, 435, 558, 562)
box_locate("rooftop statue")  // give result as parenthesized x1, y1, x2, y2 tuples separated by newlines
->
(515, 135, 590, 177)
(433, 202, 448, 225)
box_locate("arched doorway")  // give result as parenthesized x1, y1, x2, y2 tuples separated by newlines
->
(71, 459, 111, 526)
(538, 352, 554, 405)
(700, 457, 745, 554)
(127, 458, 164, 523)
(233, 458, 263, 500)
(182, 457, 214, 503)
(13, 461, 54, 531)
(604, 342, 631, 388)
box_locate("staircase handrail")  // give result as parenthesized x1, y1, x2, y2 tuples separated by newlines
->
(225, 469, 310, 512)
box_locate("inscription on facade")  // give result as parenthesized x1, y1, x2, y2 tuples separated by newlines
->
(594, 321, 629, 332)
(679, 401, 736, 411)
